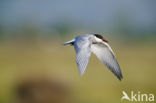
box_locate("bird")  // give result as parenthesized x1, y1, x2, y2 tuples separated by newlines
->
(63, 34, 123, 80)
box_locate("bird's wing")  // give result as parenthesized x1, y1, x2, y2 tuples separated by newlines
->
(91, 42, 123, 80)
(74, 37, 92, 75)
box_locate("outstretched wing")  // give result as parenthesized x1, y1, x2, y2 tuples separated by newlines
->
(74, 37, 92, 75)
(91, 42, 123, 80)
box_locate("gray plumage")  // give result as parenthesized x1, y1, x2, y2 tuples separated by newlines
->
(63, 34, 123, 80)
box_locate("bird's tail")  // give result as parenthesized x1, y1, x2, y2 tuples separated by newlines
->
(62, 39, 75, 46)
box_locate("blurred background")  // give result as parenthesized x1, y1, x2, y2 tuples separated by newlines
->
(0, 0, 156, 103)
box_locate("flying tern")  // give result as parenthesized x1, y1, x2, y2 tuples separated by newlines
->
(63, 34, 123, 80)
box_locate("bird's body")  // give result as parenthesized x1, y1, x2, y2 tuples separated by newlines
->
(63, 34, 123, 80)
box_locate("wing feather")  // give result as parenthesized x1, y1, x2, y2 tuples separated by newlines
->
(91, 42, 123, 80)
(74, 37, 92, 75)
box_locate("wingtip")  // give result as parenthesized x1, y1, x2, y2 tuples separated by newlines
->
(118, 74, 123, 81)
(79, 70, 85, 76)
(119, 77, 123, 81)
(78, 68, 86, 77)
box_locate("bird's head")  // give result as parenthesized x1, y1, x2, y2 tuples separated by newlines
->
(94, 34, 108, 43)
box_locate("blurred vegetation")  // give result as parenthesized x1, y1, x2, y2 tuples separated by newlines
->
(0, 33, 155, 103)
(0, 18, 156, 44)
